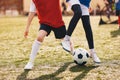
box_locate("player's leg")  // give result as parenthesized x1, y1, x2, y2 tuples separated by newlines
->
(62, 0, 82, 52)
(116, 10, 120, 29)
(81, 16, 101, 64)
(81, 16, 94, 49)
(106, 6, 111, 21)
(62, 4, 82, 53)
(53, 25, 66, 39)
(79, 4, 101, 64)
(52, 25, 74, 54)
(66, 4, 82, 36)
(24, 24, 51, 69)
(118, 16, 120, 29)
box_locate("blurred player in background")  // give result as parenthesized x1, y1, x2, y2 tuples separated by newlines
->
(115, 0, 120, 29)
(103, 0, 113, 21)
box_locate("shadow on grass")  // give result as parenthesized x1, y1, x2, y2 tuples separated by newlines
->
(16, 62, 97, 80)
(34, 62, 72, 80)
(34, 62, 97, 80)
(70, 65, 98, 80)
(110, 29, 120, 37)
(16, 69, 30, 80)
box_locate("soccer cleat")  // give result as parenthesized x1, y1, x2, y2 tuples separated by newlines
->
(61, 40, 74, 55)
(90, 51, 101, 64)
(24, 62, 34, 70)
(61, 40, 72, 53)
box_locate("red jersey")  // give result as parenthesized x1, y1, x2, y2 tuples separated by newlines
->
(32, 0, 64, 28)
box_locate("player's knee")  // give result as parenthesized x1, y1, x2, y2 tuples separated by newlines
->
(37, 36, 44, 42)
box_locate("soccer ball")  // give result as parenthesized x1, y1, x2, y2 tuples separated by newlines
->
(73, 48, 90, 65)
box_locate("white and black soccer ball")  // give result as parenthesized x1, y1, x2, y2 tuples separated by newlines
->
(73, 48, 90, 65)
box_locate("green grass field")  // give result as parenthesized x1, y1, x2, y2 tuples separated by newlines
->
(0, 16, 120, 80)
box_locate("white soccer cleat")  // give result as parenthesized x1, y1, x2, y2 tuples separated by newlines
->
(24, 62, 34, 70)
(90, 51, 101, 64)
(61, 40, 72, 52)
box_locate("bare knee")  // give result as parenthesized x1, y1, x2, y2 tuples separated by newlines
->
(36, 30, 48, 42)
(37, 35, 44, 42)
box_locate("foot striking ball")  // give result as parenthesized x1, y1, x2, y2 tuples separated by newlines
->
(73, 48, 90, 65)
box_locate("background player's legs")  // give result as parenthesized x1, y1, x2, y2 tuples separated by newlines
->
(118, 16, 120, 29)
(116, 10, 120, 29)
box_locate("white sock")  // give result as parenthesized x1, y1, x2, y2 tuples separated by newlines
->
(90, 49, 95, 53)
(64, 35, 70, 41)
(29, 40, 41, 63)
